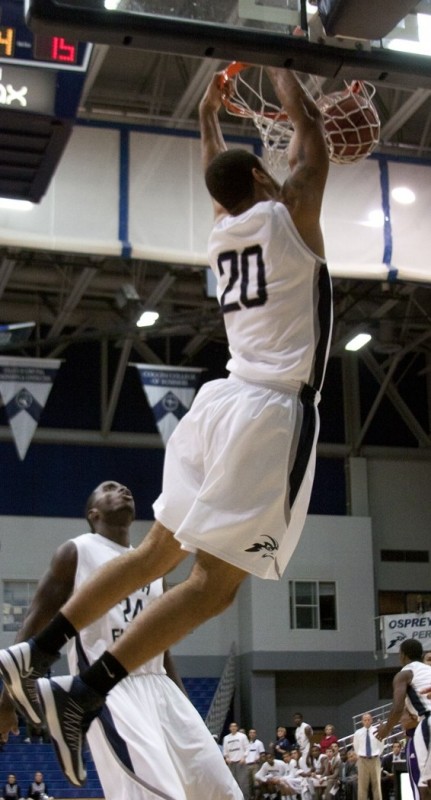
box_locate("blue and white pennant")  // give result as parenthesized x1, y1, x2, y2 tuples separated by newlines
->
(134, 363, 204, 445)
(0, 356, 62, 459)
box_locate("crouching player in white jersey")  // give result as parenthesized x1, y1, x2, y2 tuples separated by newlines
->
(0, 481, 243, 800)
(0, 66, 331, 789)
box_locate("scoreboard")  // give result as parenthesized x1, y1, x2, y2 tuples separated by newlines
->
(0, 0, 93, 201)
(0, 0, 91, 71)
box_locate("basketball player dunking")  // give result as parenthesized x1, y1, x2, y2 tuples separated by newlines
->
(0, 66, 332, 788)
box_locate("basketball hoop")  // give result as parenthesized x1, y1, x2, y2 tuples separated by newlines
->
(218, 63, 380, 169)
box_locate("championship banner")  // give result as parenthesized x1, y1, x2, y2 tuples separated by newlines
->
(0, 356, 62, 460)
(381, 612, 431, 655)
(134, 363, 204, 446)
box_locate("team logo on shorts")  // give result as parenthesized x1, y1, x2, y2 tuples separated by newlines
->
(245, 535, 279, 558)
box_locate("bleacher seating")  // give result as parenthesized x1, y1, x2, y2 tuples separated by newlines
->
(182, 677, 219, 719)
(0, 740, 103, 798)
(0, 677, 218, 798)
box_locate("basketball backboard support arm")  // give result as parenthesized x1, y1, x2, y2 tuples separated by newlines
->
(318, 0, 422, 40)
(25, 0, 431, 91)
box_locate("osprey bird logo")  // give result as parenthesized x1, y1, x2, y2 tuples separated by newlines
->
(387, 632, 407, 650)
(245, 535, 279, 559)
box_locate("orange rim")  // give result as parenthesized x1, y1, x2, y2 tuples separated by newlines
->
(219, 61, 289, 121)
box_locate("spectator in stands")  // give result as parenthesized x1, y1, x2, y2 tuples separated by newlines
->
(320, 726, 338, 756)
(1, 773, 24, 800)
(424, 652, 431, 667)
(294, 714, 314, 767)
(282, 750, 300, 776)
(380, 741, 404, 800)
(324, 743, 342, 800)
(342, 750, 358, 800)
(26, 771, 53, 800)
(247, 729, 266, 800)
(289, 747, 302, 770)
(223, 721, 249, 798)
(301, 743, 328, 799)
(24, 722, 49, 744)
(271, 726, 292, 760)
(255, 752, 287, 799)
(279, 750, 304, 798)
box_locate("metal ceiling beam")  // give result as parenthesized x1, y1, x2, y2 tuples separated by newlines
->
(354, 352, 401, 451)
(0, 257, 16, 298)
(342, 353, 362, 454)
(143, 273, 177, 308)
(132, 340, 164, 365)
(2, 424, 431, 459)
(380, 88, 431, 141)
(101, 335, 134, 435)
(358, 349, 431, 448)
(47, 267, 98, 339)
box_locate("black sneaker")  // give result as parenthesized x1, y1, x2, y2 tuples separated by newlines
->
(37, 675, 104, 787)
(0, 640, 58, 725)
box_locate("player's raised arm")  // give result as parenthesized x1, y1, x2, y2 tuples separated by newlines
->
(266, 67, 328, 256)
(199, 71, 229, 218)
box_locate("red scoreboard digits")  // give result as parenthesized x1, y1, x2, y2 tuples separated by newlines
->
(33, 34, 78, 64)
(51, 36, 76, 63)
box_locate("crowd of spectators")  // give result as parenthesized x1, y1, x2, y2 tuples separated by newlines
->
(218, 713, 408, 800)
(0, 771, 53, 800)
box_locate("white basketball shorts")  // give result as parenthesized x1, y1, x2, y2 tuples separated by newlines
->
(414, 715, 431, 786)
(87, 673, 243, 800)
(153, 374, 319, 580)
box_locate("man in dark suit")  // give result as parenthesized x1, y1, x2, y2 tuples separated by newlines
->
(381, 742, 404, 800)
(343, 750, 359, 800)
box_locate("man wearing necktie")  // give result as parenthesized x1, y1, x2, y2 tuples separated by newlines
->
(353, 713, 384, 800)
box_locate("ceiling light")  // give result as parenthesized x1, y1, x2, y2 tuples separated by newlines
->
(391, 186, 416, 205)
(366, 209, 385, 228)
(345, 333, 372, 352)
(136, 310, 159, 328)
(0, 198, 34, 211)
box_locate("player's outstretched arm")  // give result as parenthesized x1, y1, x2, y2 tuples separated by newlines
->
(199, 71, 227, 171)
(199, 71, 229, 219)
(266, 67, 328, 257)
(376, 670, 411, 740)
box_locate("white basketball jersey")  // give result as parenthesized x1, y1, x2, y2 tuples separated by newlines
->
(67, 533, 165, 678)
(208, 200, 332, 391)
(402, 660, 431, 717)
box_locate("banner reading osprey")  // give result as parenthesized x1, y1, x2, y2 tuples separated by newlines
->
(381, 612, 431, 655)
(0, 356, 62, 460)
(135, 364, 204, 445)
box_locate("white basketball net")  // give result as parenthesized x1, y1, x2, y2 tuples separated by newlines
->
(221, 66, 380, 171)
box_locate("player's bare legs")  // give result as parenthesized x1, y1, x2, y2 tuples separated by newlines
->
(108, 548, 248, 672)
(35, 549, 247, 785)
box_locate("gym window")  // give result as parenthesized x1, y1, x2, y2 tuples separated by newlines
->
(2, 580, 37, 632)
(289, 581, 337, 630)
(380, 549, 429, 563)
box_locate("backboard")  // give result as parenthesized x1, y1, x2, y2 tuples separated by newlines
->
(24, 0, 431, 90)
